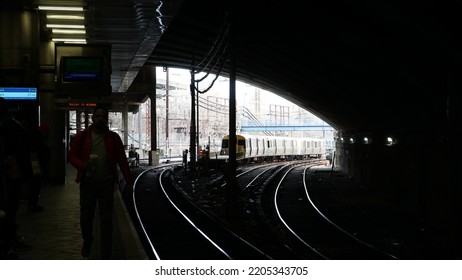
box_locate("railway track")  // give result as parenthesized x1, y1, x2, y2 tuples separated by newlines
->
(264, 164, 398, 259)
(125, 159, 398, 259)
(130, 166, 271, 260)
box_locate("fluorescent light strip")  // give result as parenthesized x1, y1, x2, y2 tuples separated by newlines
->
(64, 41, 87, 44)
(47, 15, 85, 20)
(47, 24, 85, 29)
(52, 29, 86, 34)
(38, 6, 84, 11)
(52, 38, 87, 43)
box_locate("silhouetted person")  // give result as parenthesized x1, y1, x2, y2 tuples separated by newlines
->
(128, 144, 139, 167)
(68, 105, 134, 259)
(0, 97, 32, 257)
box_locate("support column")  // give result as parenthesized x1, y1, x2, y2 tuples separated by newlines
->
(37, 38, 66, 184)
(226, 6, 240, 212)
(40, 91, 66, 185)
(189, 70, 197, 176)
(123, 101, 129, 147)
(165, 67, 170, 158)
(138, 105, 142, 150)
(148, 67, 159, 166)
(228, 7, 237, 178)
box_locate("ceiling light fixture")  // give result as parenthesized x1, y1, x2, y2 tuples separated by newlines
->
(52, 29, 86, 34)
(38, 6, 84, 11)
(52, 38, 87, 43)
(47, 24, 85, 29)
(47, 15, 85, 20)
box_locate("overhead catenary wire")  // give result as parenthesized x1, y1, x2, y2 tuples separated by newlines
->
(190, 13, 231, 95)
(193, 13, 230, 74)
(194, 50, 229, 94)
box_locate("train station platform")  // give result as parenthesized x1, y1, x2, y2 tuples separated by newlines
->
(11, 163, 148, 260)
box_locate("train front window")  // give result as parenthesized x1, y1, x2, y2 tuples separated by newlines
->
(222, 139, 229, 148)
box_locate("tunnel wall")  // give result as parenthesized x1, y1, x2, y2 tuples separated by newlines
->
(335, 129, 458, 251)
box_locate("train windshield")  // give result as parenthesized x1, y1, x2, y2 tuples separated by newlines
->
(222, 139, 229, 148)
(221, 138, 245, 148)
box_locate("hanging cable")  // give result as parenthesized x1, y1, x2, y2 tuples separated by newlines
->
(194, 42, 229, 83)
(194, 50, 230, 94)
(189, 12, 231, 95)
(193, 13, 230, 73)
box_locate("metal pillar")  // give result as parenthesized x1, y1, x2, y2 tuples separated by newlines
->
(138, 105, 142, 149)
(165, 67, 170, 158)
(189, 69, 197, 175)
(148, 66, 159, 166)
(123, 101, 129, 147)
(225, 6, 240, 209)
(228, 10, 237, 179)
(196, 82, 200, 160)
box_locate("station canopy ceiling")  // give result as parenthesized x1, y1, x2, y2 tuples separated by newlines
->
(29, 0, 462, 132)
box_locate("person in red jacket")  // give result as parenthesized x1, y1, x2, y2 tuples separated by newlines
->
(69, 105, 134, 259)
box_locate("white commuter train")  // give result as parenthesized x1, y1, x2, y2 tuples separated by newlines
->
(220, 133, 325, 162)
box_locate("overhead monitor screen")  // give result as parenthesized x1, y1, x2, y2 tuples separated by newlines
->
(62, 56, 103, 81)
(0, 87, 37, 100)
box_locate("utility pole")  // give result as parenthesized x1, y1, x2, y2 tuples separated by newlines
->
(148, 66, 158, 166)
(164, 67, 170, 158)
(228, 7, 237, 179)
(189, 66, 197, 176)
(226, 5, 240, 216)
(196, 81, 200, 163)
